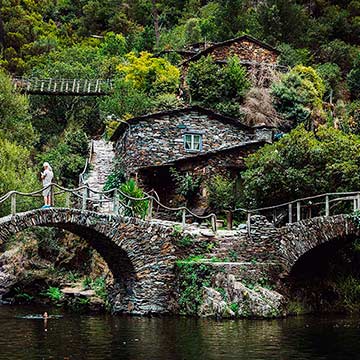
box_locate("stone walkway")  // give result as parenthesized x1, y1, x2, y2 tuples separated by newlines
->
(85, 139, 115, 212)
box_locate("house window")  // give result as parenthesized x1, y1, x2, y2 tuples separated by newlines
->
(184, 133, 202, 152)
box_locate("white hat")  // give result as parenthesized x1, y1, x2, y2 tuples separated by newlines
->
(43, 162, 50, 168)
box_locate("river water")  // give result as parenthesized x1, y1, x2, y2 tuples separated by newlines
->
(1, 305, 360, 359)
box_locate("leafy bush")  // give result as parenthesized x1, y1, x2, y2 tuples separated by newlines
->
(277, 43, 311, 67)
(186, 56, 249, 117)
(170, 168, 202, 204)
(103, 159, 126, 191)
(176, 262, 213, 315)
(43, 286, 62, 302)
(117, 51, 180, 96)
(151, 93, 185, 112)
(0, 137, 39, 215)
(272, 65, 325, 128)
(119, 179, 149, 219)
(316, 63, 342, 100)
(100, 78, 153, 121)
(37, 129, 88, 187)
(207, 175, 236, 213)
(319, 40, 359, 72)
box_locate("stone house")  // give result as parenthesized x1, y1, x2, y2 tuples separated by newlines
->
(110, 106, 273, 211)
(180, 35, 281, 88)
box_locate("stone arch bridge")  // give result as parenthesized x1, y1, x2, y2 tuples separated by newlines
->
(0, 208, 181, 315)
(247, 214, 360, 273)
(1, 208, 360, 313)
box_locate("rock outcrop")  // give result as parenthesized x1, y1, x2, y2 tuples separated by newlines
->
(199, 273, 284, 318)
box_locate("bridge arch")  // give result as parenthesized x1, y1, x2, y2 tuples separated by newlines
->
(279, 214, 360, 270)
(0, 208, 178, 315)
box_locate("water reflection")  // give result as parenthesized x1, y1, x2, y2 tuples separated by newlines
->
(0, 306, 360, 359)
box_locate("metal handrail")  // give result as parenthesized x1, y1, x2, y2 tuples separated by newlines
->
(233, 191, 360, 214)
(232, 191, 360, 235)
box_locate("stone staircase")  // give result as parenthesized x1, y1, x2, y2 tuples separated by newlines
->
(85, 139, 115, 212)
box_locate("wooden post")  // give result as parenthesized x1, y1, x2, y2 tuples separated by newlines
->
(65, 192, 70, 208)
(99, 194, 103, 208)
(50, 184, 55, 207)
(288, 203, 293, 224)
(247, 212, 251, 236)
(40, 81, 44, 92)
(82, 187, 87, 210)
(357, 193, 360, 210)
(11, 193, 16, 216)
(211, 215, 217, 234)
(226, 211, 233, 230)
(182, 208, 186, 229)
(48, 79, 52, 91)
(113, 189, 119, 214)
(296, 201, 301, 222)
(72, 79, 76, 92)
(147, 197, 153, 220)
(354, 197, 358, 212)
(325, 195, 329, 217)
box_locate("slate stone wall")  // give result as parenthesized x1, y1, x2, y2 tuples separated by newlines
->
(114, 109, 272, 176)
(209, 40, 279, 64)
(246, 214, 360, 272)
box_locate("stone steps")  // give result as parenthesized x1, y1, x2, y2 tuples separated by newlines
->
(85, 139, 115, 213)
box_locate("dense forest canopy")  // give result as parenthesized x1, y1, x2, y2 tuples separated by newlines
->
(0, 0, 360, 207)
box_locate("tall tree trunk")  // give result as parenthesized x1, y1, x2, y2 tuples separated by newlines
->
(151, 0, 160, 49)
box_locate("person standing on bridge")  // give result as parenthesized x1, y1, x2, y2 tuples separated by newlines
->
(41, 162, 54, 208)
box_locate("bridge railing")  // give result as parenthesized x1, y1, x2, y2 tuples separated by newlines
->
(233, 191, 360, 233)
(0, 183, 218, 233)
(11, 77, 113, 95)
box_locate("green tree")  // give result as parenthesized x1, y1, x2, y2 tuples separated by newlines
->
(256, 0, 310, 46)
(117, 51, 180, 95)
(347, 54, 360, 99)
(187, 56, 249, 117)
(0, 71, 36, 147)
(316, 63, 342, 101)
(241, 125, 360, 208)
(37, 129, 88, 187)
(0, 137, 38, 215)
(207, 175, 236, 213)
(272, 65, 325, 128)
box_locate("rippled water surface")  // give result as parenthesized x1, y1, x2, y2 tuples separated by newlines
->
(1, 305, 360, 359)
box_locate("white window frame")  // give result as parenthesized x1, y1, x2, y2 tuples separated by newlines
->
(184, 133, 202, 152)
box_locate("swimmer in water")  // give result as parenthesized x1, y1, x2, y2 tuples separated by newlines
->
(43, 312, 48, 332)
